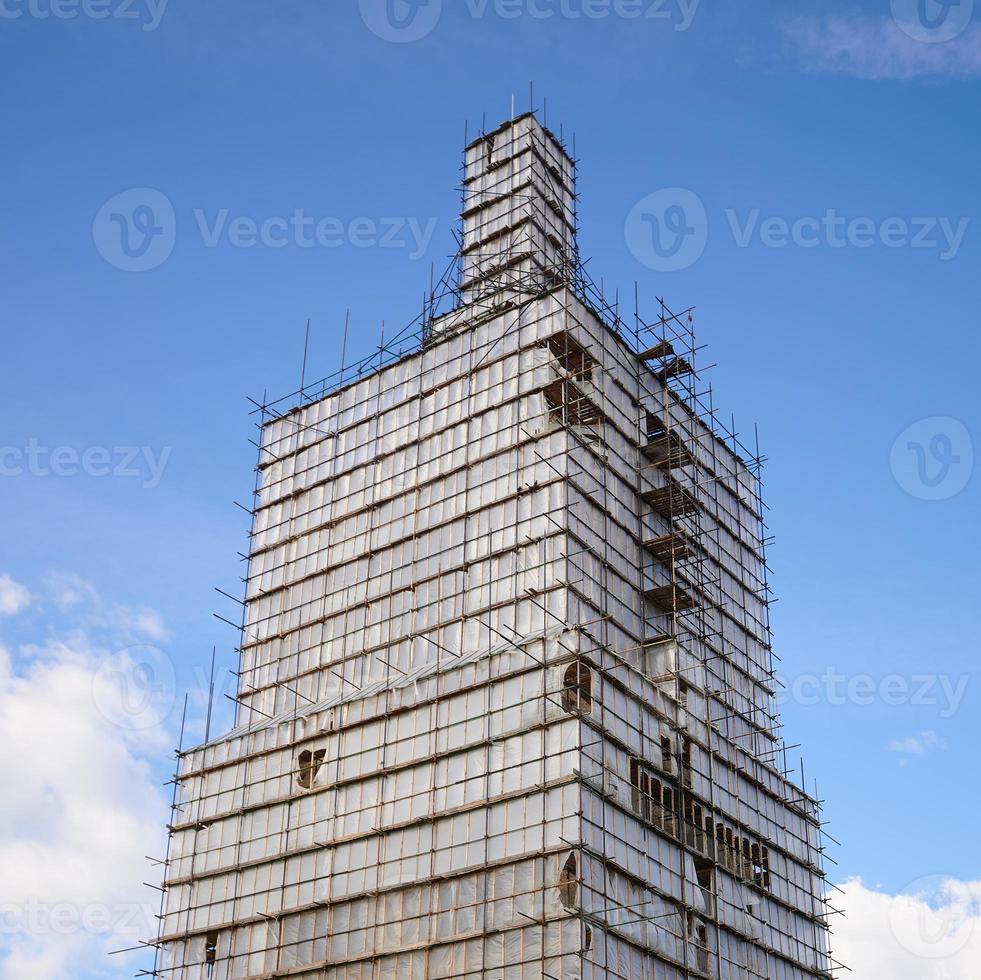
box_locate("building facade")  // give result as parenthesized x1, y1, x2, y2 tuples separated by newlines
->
(157, 113, 833, 980)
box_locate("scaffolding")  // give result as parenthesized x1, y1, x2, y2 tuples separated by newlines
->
(149, 109, 840, 980)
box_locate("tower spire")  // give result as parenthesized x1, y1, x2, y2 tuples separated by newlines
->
(457, 112, 578, 309)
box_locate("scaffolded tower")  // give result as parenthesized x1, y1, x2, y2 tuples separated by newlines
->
(156, 112, 835, 980)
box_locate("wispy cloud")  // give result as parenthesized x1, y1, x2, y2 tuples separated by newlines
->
(887, 729, 947, 761)
(782, 15, 981, 79)
(0, 575, 31, 616)
(42, 572, 170, 644)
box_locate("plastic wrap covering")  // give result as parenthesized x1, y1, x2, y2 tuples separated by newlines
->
(158, 200, 832, 978)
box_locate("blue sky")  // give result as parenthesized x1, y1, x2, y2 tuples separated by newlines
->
(1, 0, 980, 977)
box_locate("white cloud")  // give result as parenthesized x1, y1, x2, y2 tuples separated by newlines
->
(44, 572, 98, 611)
(42, 572, 170, 644)
(0, 575, 30, 616)
(782, 16, 981, 79)
(110, 606, 170, 644)
(0, 597, 174, 979)
(834, 877, 981, 978)
(888, 730, 947, 760)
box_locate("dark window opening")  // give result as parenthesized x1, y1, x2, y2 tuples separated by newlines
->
(562, 661, 593, 715)
(630, 757, 655, 823)
(685, 799, 701, 827)
(681, 738, 694, 789)
(677, 681, 690, 709)
(629, 756, 685, 838)
(712, 823, 773, 892)
(547, 331, 596, 382)
(695, 856, 715, 892)
(702, 812, 715, 855)
(543, 379, 603, 428)
(297, 748, 326, 789)
(686, 799, 711, 853)
(646, 412, 667, 439)
(205, 931, 219, 970)
(559, 853, 580, 910)
(740, 837, 754, 879)
(583, 924, 593, 952)
(693, 919, 711, 973)
(660, 735, 673, 773)
(630, 757, 642, 813)
(753, 845, 772, 890)
(661, 783, 676, 836)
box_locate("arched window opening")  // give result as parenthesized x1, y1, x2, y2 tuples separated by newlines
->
(558, 853, 580, 910)
(661, 783, 676, 836)
(562, 661, 593, 715)
(630, 757, 656, 824)
(297, 748, 326, 789)
(681, 738, 693, 789)
(741, 836, 754, 879)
